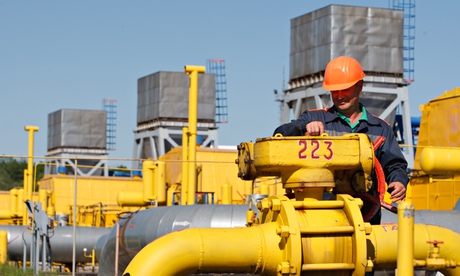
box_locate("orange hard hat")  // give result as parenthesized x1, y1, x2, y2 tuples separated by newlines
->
(322, 56, 366, 91)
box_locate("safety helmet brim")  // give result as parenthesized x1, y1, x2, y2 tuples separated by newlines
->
(322, 79, 362, 91)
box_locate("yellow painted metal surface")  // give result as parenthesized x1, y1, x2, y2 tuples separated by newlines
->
(24, 125, 39, 225)
(123, 133, 460, 275)
(0, 192, 10, 215)
(409, 175, 460, 210)
(181, 127, 189, 205)
(397, 200, 414, 275)
(184, 65, 206, 205)
(414, 88, 460, 168)
(117, 160, 166, 207)
(123, 222, 288, 276)
(124, 195, 460, 275)
(0, 147, 273, 226)
(410, 87, 460, 210)
(368, 223, 460, 274)
(39, 175, 143, 226)
(123, 195, 373, 276)
(238, 133, 374, 194)
(0, 188, 37, 224)
(160, 147, 254, 204)
(257, 194, 370, 275)
(420, 147, 460, 174)
(124, 135, 380, 275)
(0, 230, 7, 264)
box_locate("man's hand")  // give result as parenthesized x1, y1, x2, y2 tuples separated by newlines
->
(305, 121, 325, 136)
(388, 181, 406, 202)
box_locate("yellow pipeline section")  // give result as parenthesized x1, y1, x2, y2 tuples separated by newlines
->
(123, 223, 285, 275)
(369, 224, 460, 275)
(123, 196, 460, 276)
(0, 126, 40, 223)
(23, 126, 38, 225)
(0, 188, 24, 221)
(0, 230, 7, 264)
(181, 127, 189, 205)
(397, 200, 414, 275)
(420, 147, 460, 174)
(182, 65, 206, 205)
(123, 134, 460, 275)
(117, 160, 166, 207)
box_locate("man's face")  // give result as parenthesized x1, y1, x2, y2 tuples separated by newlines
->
(330, 82, 362, 114)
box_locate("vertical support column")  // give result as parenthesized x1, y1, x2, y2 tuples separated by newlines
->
(181, 127, 189, 205)
(42, 235, 47, 271)
(0, 230, 7, 264)
(24, 126, 39, 226)
(184, 65, 205, 205)
(72, 158, 78, 276)
(397, 200, 414, 275)
(221, 184, 232, 204)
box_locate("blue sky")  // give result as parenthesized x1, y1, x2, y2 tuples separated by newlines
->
(1, 1, 459, 166)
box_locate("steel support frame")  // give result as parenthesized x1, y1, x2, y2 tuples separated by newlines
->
(132, 127, 219, 169)
(44, 155, 109, 177)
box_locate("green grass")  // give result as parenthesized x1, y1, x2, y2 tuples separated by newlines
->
(0, 263, 60, 275)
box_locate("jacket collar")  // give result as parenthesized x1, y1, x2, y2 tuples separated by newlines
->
(326, 104, 381, 126)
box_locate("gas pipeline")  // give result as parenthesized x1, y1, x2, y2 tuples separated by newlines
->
(121, 133, 460, 276)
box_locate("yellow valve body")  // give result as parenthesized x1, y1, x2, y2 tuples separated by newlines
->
(238, 134, 374, 193)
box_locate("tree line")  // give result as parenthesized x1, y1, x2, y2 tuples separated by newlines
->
(0, 158, 44, 191)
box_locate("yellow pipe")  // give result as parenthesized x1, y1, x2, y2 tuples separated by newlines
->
(221, 183, 232, 204)
(369, 224, 460, 275)
(142, 160, 155, 202)
(123, 222, 284, 276)
(197, 164, 203, 192)
(10, 188, 18, 216)
(23, 126, 38, 225)
(123, 194, 460, 276)
(17, 188, 24, 218)
(123, 223, 460, 276)
(39, 189, 48, 212)
(84, 248, 96, 272)
(125, 195, 370, 276)
(0, 230, 7, 264)
(155, 161, 166, 203)
(181, 127, 189, 205)
(25, 126, 38, 202)
(0, 210, 13, 220)
(122, 133, 460, 275)
(420, 147, 460, 174)
(259, 183, 269, 195)
(118, 160, 166, 207)
(117, 192, 144, 207)
(397, 200, 414, 275)
(22, 169, 28, 225)
(46, 190, 55, 217)
(184, 65, 205, 205)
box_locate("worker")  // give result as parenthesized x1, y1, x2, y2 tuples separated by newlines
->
(273, 56, 408, 225)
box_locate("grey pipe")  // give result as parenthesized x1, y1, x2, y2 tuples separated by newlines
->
(97, 204, 248, 276)
(0, 225, 110, 264)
